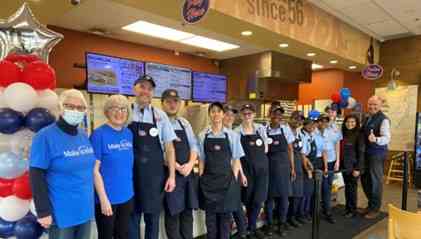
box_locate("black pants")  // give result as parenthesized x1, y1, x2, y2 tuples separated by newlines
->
(361, 154, 385, 212)
(205, 212, 232, 239)
(165, 209, 193, 239)
(343, 172, 358, 213)
(232, 209, 247, 235)
(95, 198, 134, 239)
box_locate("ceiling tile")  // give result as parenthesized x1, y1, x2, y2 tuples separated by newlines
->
(366, 20, 409, 37)
(340, 1, 391, 25)
(321, 0, 369, 10)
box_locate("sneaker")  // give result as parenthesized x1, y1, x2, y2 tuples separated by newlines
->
(364, 211, 380, 219)
(248, 230, 266, 239)
(288, 217, 302, 228)
(263, 224, 273, 237)
(276, 224, 287, 237)
(344, 211, 356, 218)
(296, 216, 307, 224)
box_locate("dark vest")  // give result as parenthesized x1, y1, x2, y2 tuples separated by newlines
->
(362, 111, 388, 155)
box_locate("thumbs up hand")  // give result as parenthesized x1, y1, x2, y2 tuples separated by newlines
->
(368, 129, 377, 143)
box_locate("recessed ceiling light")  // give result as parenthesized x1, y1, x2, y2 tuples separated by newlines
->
(279, 43, 289, 48)
(349, 65, 357, 70)
(122, 20, 194, 41)
(241, 31, 253, 36)
(307, 52, 316, 57)
(181, 36, 239, 52)
(329, 60, 338, 64)
(312, 63, 323, 70)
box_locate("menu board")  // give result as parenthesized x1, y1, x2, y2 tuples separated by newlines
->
(86, 53, 144, 95)
(192, 72, 227, 102)
(145, 62, 192, 100)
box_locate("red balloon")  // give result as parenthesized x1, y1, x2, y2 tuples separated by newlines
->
(0, 178, 15, 197)
(22, 61, 56, 90)
(12, 172, 32, 200)
(0, 60, 22, 87)
(331, 92, 342, 104)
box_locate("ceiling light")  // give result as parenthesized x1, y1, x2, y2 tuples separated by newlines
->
(312, 63, 323, 70)
(349, 65, 357, 70)
(241, 31, 253, 36)
(122, 20, 194, 41)
(307, 52, 316, 57)
(279, 43, 289, 48)
(329, 60, 338, 64)
(180, 36, 239, 52)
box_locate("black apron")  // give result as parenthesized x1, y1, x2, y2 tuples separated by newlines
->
(303, 131, 317, 197)
(291, 130, 304, 197)
(267, 127, 292, 198)
(129, 107, 165, 214)
(200, 133, 240, 213)
(240, 130, 269, 207)
(165, 120, 199, 216)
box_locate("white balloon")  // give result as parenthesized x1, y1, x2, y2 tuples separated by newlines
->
(38, 89, 59, 113)
(9, 129, 34, 158)
(347, 97, 357, 109)
(0, 196, 30, 222)
(3, 83, 38, 113)
(0, 91, 6, 108)
(29, 199, 37, 217)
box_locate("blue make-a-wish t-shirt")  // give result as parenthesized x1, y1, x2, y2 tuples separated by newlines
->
(30, 124, 96, 229)
(90, 124, 134, 204)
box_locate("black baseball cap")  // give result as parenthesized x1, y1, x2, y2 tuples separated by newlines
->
(303, 118, 315, 126)
(271, 105, 285, 114)
(224, 104, 238, 114)
(209, 102, 225, 113)
(133, 74, 156, 88)
(317, 113, 330, 122)
(240, 104, 256, 112)
(291, 110, 305, 121)
(161, 89, 180, 101)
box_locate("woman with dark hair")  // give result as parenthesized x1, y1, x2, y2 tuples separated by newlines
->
(341, 114, 365, 218)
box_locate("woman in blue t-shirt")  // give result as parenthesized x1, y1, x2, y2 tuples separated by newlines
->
(90, 95, 134, 239)
(30, 89, 96, 239)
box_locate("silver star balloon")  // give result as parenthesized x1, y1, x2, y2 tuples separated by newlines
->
(0, 3, 63, 63)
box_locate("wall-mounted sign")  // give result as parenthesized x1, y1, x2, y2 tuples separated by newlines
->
(362, 64, 384, 80)
(182, 0, 210, 24)
(246, 0, 304, 26)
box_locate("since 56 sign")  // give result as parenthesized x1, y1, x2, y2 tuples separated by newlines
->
(182, 0, 210, 24)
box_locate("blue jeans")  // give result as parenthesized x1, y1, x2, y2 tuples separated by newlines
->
(321, 162, 335, 215)
(128, 212, 160, 239)
(49, 221, 92, 239)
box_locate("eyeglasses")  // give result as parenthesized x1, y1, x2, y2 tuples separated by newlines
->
(63, 103, 87, 112)
(110, 107, 128, 113)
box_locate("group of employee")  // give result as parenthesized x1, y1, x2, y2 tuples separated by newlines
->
(29, 74, 390, 239)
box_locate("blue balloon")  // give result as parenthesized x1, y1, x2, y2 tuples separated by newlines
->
(340, 88, 351, 101)
(14, 217, 43, 239)
(25, 108, 55, 132)
(0, 108, 24, 134)
(339, 100, 348, 109)
(0, 217, 15, 238)
(0, 152, 28, 179)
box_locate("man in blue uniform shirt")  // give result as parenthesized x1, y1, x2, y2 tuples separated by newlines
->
(128, 75, 177, 239)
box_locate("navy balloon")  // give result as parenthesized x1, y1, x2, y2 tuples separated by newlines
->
(339, 100, 348, 109)
(14, 217, 43, 239)
(340, 88, 351, 101)
(0, 108, 24, 134)
(0, 217, 15, 238)
(25, 108, 55, 132)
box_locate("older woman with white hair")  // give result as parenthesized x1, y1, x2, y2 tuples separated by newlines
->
(90, 95, 134, 239)
(29, 89, 96, 239)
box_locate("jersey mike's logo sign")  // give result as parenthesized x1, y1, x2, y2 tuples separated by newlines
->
(182, 0, 210, 24)
(246, 0, 305, 26)
(362, 64, 384, 80)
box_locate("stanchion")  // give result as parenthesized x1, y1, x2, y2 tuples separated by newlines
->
(402, 152, 408, 210)
(312, 170, 323, 239)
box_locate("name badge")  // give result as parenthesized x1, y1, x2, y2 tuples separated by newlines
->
(256, 139, 263, 147)
(298, 141, 303, 147)
(267, 138, 273, 145)
(149, 127, 159, 137)
(273, 140, 280, 145)
(249, 141, 256, 146)
(214, 145, 221, 151)
(138, 130, 147, 136)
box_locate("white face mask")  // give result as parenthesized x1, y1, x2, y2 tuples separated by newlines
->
(62, 110, 85, 126)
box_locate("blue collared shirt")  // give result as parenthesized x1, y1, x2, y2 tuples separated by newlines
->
(301, 130, 326, 157)
(131, 104, 177, 149)
(198, 127, 245, 161)
(316, 127, 342, 163)
(267, 124, 295, 144)
(234, 123, 269, 148)
(170, 117, 199, 154)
